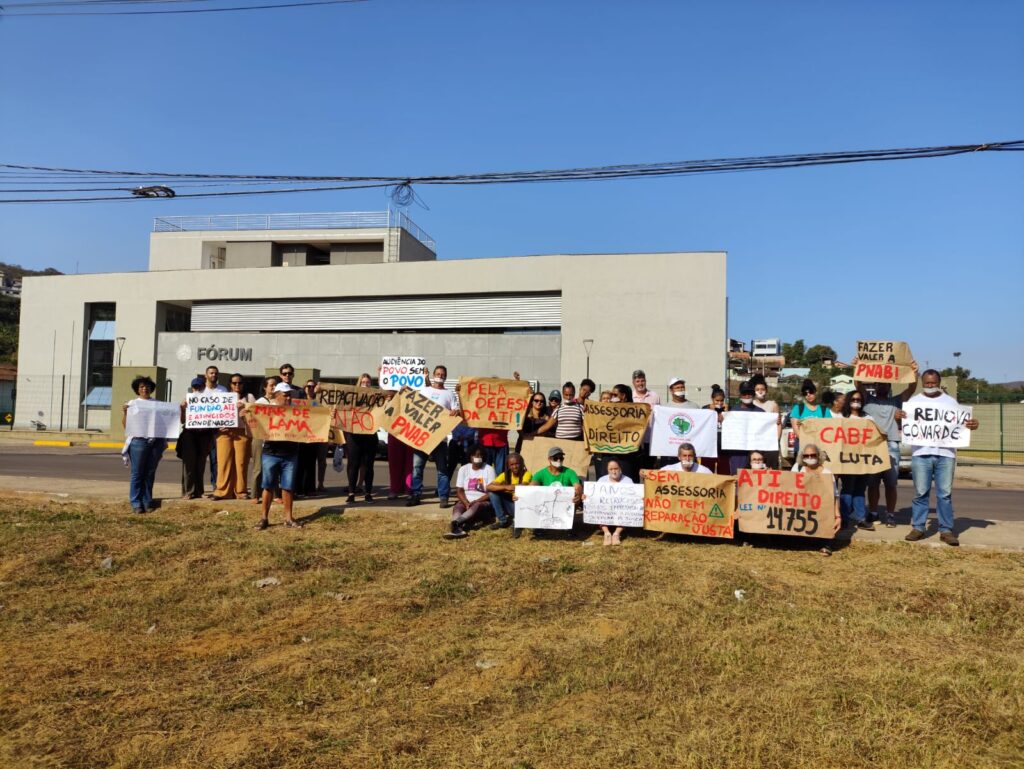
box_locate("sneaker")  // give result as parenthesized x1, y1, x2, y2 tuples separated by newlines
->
(346, 494, 357, 504)
(512, 528, 522, 539)
(488, 520, 511, 531)
(443, 522, 467, 540)
(406, 496, 421, 507)
(438, 499, 450, 509)
(364, 493, 374, 503)
(883, 513, 897, 528)
(939, 531, 960, 547)
(904, 528, 926, 542)
(856, 520, 875, 531)
(132, 507, 145, 514)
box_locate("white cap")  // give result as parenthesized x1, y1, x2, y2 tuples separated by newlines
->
(273, 382, 292, 393)
(667, 377, 685, 388)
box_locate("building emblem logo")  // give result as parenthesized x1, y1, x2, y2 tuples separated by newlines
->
(176, 344, 193, 362)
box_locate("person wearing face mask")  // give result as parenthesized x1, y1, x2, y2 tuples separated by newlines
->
(701, 388, 729, 474)
(592, 459, 634, 546)
(725, 382, 766, 474)
(789, 379, 829, 466)
(631, 369, 661, 470)
(592, 384, 641, 481)
(444, 445, 496, 539)
(527, 446, 584, 539)
(657, 377, 701, 468)
(409, 364, 461, 508)
(664, 443, 713, 474)
(793, 442, 841, 556)
(599, 391, 614, 403)
(748, 450, 768, 471)
(903, 369, 979, 546)
(536, 384, 584, 442)
(853, 359, 919, 527)
(749, 374, 782, 470)
(837, 392, 873, 531)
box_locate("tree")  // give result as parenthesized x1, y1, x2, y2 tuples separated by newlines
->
(781, 339, 806, 366)
(805, 344, 838, 367)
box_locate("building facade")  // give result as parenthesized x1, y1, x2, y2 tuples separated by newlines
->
(16, 211, 727, 431)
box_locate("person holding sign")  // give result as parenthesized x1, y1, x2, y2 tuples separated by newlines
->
(664, 443, 713, 474)
(444, 445, 496, 540)
(837, 393, 873, 531)
(723, 381, 766, 474)
(514, 393, 550, 453)
(904, 370, 979, 546)
(793, 442, 841, 555)
(750, 375, 782, 470)
(701, 388, 729, 474)
(408, 364, 461, 508)
(592, 459, 634, 546)
(486, 452, 532, 535)
(212, 373, 253, 501)
(121, 375, 168, 514)
(254, 382, 305, 530)
(853, 360, 918, 527)
(177, 375, 214, 499)
(345, 373, 380, 505)
(526, 445, 583, 537)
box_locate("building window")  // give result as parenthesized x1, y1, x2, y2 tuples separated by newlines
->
(209, 247, 226, 269)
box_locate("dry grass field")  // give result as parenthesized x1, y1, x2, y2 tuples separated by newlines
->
(1, 494, 1023, 769)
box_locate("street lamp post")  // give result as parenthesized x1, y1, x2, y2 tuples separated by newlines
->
(115, 337, 126, 366)
(583, 339, 594, 380)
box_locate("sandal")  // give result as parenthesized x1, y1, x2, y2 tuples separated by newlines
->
(254, 519, 269, 531)
(284, 519, 304, 529)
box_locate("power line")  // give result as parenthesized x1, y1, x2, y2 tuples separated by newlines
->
(0, 140, 1019, 203)
(1, 0, 367, 16)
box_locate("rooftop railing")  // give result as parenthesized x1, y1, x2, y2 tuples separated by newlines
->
(153, 210, 436, 252)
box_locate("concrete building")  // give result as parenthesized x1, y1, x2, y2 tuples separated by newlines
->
(15, 211, 727, 432)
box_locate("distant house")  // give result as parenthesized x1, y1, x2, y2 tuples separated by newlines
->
(829, 374, 856, 393)
(779, 367, 811, 380)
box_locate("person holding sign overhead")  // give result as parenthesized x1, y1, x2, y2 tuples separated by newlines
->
(904, 370, 979, 546)
(408, 364, 461, 508)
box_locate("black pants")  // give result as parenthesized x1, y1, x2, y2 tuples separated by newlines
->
(294, 443, 319, 495)
(179, 428, 214, 498)
(345, 433, 377, 495)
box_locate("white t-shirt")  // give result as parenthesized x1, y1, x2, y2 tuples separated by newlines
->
(794, 465, 838, 494)
(596, 474, 635, 484)
(904, 392, 960, 459)
(418, 386, 458, 412)
(663, 462, 713, 474)
(456, 462, 495, 503)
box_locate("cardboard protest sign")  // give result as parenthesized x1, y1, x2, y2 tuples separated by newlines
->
(736, 468, 838, 538)
(583, 401, 651, 454)
(797, 418, 889, 474)
(126, 400, 181, 440)
(376, 387, 462, 454)
(641, 469, 735, 538)
(185, 392, 238, 429)
(854, 341, 916, 384)
(245, 403, 332, 443)
(458, 377, 532, 430)
(520, 436, 591, 478)
(902, 400, 973, 449)
(721, 411, 778, 452)
(514, 485, 576, 530)
(379, 356, 427, 390)
(649, 405, 718, 458)
(583, 482, 645, 528)
(317, 383, 390, 435)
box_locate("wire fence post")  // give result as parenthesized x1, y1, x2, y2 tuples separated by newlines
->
(999, 402, 1004, 466)
(59, 375, 65, 432)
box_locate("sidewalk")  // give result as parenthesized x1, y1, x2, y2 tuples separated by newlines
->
(5, 473, 1023, 553)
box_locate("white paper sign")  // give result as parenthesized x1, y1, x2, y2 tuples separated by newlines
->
(126, 400, 181, 440)
(721, 411, 778, 451)
(514, 485, 575, 530)
(185, 392, 238, 429)
(583, 482, 645, 527)
(649, 405, 718, 458)
(902, 402, 973, 448)
(379, 356, 427, 390)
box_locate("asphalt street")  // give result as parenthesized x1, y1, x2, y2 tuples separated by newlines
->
(0, 445, 1020, 523)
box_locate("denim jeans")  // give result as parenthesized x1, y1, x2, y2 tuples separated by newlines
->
(412, 442, 450, 501)
(483, 445, 508, 477)
(489, 491, 514, 525)
(911, 454, 956, 532)
(262, 452, 298, 492)
(128, 437, 166, 511)
(839, 474, 867, 525)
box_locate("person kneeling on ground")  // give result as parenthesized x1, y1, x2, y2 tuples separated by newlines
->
(486, 452, 531, 537)
(445, 444, 496, 540)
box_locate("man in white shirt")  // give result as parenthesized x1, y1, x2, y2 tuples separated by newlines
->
(409, 364, 462, 508)
(904, 369, 979, 546)
(662, 443, 713, 474)
(632, 369, 661, 469)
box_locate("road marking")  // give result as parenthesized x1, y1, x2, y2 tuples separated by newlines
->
(88, 442, 123, 449)
(34, 440, 72, 447)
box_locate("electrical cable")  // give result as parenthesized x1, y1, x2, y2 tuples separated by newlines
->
(1, 0, 366, 15)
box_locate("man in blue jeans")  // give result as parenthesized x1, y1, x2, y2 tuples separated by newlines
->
(408, 364, 462, 508)
(253, 382, 304, 530)
(904, 370, 979, 546)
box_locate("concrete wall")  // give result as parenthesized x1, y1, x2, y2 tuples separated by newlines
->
(17, 251, 726, 428)
(330, 242, 385, 265)
(157, 332, 562, 401)
(225, 241, 277, 269)
(397, 229, 437, 263)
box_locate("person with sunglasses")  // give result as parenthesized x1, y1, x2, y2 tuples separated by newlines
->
(793, 442, 841, 556)
(837, 392, 873, 531)
(515, 391, 552, 453)
(212, 373, 254, 500)
(277, 363, 304, 399)
(789, 379, 829, 464)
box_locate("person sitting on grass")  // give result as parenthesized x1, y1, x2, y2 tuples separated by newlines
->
(521, 445, 583, 539)
(486, 452, 531, 537)
(793, 442, 841, 556)
(593, 459, 633, 547)
(444, 444, 496, 540)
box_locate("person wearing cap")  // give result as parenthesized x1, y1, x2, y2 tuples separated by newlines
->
(655, 378, 700, 467)
(725, 381, 765, 474)
(177, 374, 217, 499)
(547, 390, 562, 410)
(631, 369, 661, 470)
(524, 445, 583, 538)
(536, 384, 585, 442)
(253, 381, 305, 530)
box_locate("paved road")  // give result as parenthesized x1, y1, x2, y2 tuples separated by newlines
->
(0, 445, 1020, 523)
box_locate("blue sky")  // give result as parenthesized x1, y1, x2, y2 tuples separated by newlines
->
(1, 0, 1021, 380)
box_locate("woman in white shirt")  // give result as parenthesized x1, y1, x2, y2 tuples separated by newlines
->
(121, 375, 167, 514)
(594, 459, 633, 547)
(793, 442, 841, 556)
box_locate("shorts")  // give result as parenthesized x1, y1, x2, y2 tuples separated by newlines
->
(867, 440, 899, 489)
(261, 452, 297, 492)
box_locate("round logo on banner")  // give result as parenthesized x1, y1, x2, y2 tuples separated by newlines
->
(176, 344, 193, 362)
(669, 414, 693, 437)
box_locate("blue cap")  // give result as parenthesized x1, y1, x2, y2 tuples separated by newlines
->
(190, 375, 205, 388)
